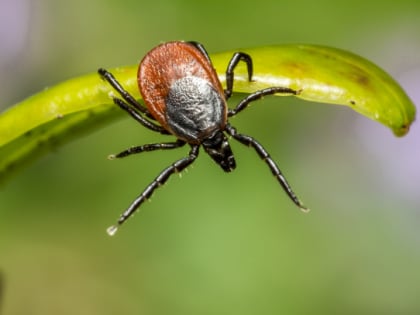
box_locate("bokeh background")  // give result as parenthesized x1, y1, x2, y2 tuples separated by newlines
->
(1, 0, 419, 314)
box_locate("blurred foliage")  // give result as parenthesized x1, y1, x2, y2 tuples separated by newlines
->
(0, 0, 419, 314)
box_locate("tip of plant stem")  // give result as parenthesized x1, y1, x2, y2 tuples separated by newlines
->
(107, 154, 116, 160)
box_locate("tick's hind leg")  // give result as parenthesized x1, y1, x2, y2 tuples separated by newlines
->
(98, 68, 149, 115)
(109, 139, 186, 159)
(99, 68, 169, 134)
(107, 145, 200, 236)
(225, 124, 309, 212)
(112, 97, 169, 134)
(228, 87, 299, 117)
(224, 52, 253, 99)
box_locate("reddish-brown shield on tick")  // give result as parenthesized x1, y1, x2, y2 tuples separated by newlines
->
(99, 41, 307, 235)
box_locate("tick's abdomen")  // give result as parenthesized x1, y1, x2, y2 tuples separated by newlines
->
(165, 76, 226, 143)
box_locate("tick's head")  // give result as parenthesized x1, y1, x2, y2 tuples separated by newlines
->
(202, 131, 236, 172)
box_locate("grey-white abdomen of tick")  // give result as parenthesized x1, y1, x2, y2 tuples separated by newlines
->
(165, 76, 226, 143)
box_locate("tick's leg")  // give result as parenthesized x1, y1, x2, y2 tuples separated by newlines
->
(106, 145, 200, 235)
(98, 68, 151, 115)
(109, 139, 186, 159)
(225, 124, 309, 212)
(228, 87, 299, 117)
(187, 41, 212, 64)
(224, 52, 253, 99)
(112, 97, 169, 134)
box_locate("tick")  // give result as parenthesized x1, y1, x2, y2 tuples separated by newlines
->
(98, 41, 308, 235)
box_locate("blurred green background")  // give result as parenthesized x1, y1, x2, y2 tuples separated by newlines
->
(1, 0, 419, 314)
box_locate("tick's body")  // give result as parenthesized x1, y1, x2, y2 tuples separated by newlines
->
(99, 41, 307, 235)
(140, 42, 227, 143)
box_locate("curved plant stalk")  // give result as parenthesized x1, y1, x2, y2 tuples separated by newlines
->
(0, 44, 416, 183)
